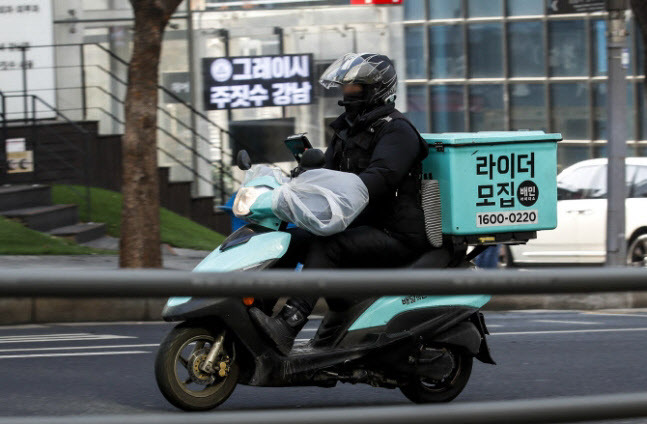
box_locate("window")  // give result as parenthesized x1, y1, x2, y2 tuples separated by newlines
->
(469, 85, 504, 131)
(468, 23, 503, 78)
(559, 164, 640, 199)
(638, 83, 647, 141)
(405, 26, 426, 79)
(429, 0, 462, 19)
(506, 0, 543, 16)
(557, 165, 603, 200)
(429, 25, 465, 79)
(404, 0, 426, 21)
(593, 83, 636, 141)
(551, 83, 589, 140)
(631, 166, 647, 198)
(591, 20, 607, 76)
(592, 144, 636, 159)
(637, 24, 645, 76)
(406, 85, 428, 132)
(508, 21, 545, 77)
(467, 0, 502, 17)
(557, 145, 590, 172)
(510, 84, 546, 131)
(549, 20, 587, 76)
(430, 85, 465, 132)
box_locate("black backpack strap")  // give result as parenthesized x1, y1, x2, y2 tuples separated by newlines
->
(373, 110, 429, 161)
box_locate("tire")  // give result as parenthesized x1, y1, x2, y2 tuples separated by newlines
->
(399, 351, 473, 404)
(155, 324, 239, 411)
(627, 230, 647, 267)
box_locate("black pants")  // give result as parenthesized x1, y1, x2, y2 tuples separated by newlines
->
(273, 226, 421, 315)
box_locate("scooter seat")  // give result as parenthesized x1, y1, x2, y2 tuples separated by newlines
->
(409, 247, 453, 269)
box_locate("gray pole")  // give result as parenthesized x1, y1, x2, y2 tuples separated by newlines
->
(605, 0, 629, 267)
(186, 0, 200, 197)
(0, 268, 646, 297)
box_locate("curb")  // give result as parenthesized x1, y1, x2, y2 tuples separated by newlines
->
(2, 293, 647, 325)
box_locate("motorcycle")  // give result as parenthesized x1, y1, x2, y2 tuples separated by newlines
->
(155, 139, 496, 411)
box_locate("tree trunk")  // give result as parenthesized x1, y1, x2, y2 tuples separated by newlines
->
(119, 0, 183, 268)
(632, 0, 647, 111)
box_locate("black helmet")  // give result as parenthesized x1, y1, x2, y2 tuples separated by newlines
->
(319, 53, 398, 106)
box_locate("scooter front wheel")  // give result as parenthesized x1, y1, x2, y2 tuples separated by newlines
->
(399, 350, 473, 404)
(155, 324, 239, 411)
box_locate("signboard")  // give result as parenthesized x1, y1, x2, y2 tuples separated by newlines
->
(163, 72, 191, 104)
(204, 0, 348, 10)
(350, 0, 402, 4)
(5, 137, 32, 173)
(547, 0, 605, 14)
(202, 54, 314, 110)
(7, 151, 33, 173)
(0, 0, 55, 119)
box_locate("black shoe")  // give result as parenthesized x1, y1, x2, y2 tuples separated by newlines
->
(249, 304, 308, 355)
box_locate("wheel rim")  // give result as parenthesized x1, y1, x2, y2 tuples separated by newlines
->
(172, 335, 231, 398)
(627, 235, 647, 267)
(418, 352, 462, 393)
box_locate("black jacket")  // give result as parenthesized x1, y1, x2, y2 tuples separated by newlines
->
(325, 103, 430, 249)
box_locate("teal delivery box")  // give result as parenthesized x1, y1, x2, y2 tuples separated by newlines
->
(421, 131, 561, 240)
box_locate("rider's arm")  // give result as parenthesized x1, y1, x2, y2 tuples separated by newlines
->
(358, 120, 420, 201)
(323, 142, 335, 170)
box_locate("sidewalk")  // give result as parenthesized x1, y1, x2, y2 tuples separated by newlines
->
(0, 248, 208, 271)
(0, 243, 210, 325)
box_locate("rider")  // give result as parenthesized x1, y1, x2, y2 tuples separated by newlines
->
(250, 53, 430, 355)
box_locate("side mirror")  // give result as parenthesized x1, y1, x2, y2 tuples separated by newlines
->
(300, 148, 325, 170)
(237, 150, 252, 171)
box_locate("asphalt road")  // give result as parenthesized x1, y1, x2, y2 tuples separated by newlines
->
(1, 310, 647, 422)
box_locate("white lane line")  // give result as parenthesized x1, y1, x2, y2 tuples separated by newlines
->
(56, 321, 170, 326)
(0, 344, 159, 353)
(486, 324, 503, 328)
(0, 333, 93, 339)
(0, 351, 151, 359)
(533, 319, 602, 325)
(582, 312, 647, 318)
(0, 325, 48, 330)
(492, 327, 647, 336)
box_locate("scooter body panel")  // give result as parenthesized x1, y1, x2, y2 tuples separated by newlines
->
(164, 230, 291, 312)
(348, 295, 491, 331)
(194, 231, 291, 272)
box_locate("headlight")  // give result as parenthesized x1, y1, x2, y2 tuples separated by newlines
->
(233, 186, 271, 217)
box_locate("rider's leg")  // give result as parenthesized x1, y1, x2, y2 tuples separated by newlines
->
(249, 227, 317, 355)
(251, 226, 421, 354)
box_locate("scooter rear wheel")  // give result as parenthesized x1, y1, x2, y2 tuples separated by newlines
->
(155, 324, 239, 411)
(399, 350, 473, 403)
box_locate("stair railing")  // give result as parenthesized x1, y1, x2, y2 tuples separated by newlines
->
(0, 91, 92, 221)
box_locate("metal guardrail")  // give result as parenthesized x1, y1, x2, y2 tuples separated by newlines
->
(1, 267, 647, 424)
(0, 391, 647, 424)
(0, 267, 646, 297)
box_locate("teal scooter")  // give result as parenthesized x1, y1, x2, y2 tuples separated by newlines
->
(155, 144, 494, 412)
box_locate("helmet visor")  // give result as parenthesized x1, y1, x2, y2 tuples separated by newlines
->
(319, 53, 388, 89)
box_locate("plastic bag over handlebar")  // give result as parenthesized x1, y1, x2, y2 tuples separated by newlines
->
(272, 169, 369, 236)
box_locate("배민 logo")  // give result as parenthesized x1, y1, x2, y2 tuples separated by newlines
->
(211, 58, 233, 82)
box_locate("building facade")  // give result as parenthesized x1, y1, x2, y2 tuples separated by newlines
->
(4, 0, 645, 199)
(403, 0, 646, 171)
